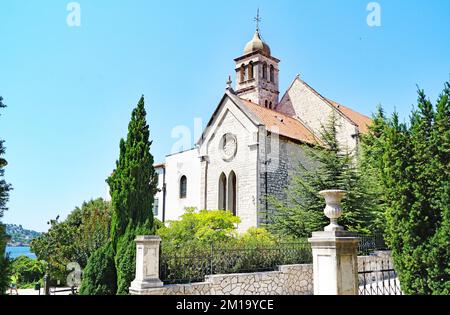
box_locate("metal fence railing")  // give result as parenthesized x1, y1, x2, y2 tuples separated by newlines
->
(357, 233, 388, 255)
(159, 233, 389, 285)
(358, 259, 402, 295)
(159, 242, 312, 285)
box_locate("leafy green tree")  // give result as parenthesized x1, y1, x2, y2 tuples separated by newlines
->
(157, 208, 241, 250)
(268, 114, 379, 238)
(0, 96, 12, 294)
(10, 256, 46, 288)
(31, 198, 111, 283)
(364, 82, 450, 294)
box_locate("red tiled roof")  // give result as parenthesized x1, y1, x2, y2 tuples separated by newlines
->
(326, 99, 372, 134)
(239, 98, 320, 145)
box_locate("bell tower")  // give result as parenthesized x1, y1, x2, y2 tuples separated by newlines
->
(234, 11, 280, 109)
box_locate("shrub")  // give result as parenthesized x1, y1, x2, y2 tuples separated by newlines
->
(79, 243, 117, 295)
(10, 256, 45, 287)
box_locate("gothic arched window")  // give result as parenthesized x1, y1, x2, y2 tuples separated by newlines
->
(179, 175, 187, 199)
(240, 64, 246, 83)
(269, 102, 272, 109)
(265, 100, 268, 108)
(218, 173, 227, 210)
(262, 62, 267, 80)
(227, 171, 237, 216)
(248, 62, 254, 80)
(270, 65, 275, 83)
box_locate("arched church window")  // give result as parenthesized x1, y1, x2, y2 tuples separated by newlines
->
(265, 100, 268, 108)
(240, 64, 246, 83)
(270, 65, 275, 83)
(218, 173, 227, 210)
(269, 102, 272, 109)
(179, 175, 187, 199)
(227, 171, 237, 216)
(262, 62, 267, 80)
(248, 62, 254, 80)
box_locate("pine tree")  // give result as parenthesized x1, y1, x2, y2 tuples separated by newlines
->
(269, 113, 379, 238)
(0, 96, 12, 295)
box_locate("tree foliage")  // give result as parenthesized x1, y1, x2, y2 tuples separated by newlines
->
(81, 96, 157, 295)
(10, 256, 46, 288)
(363, 82, 450, 294)
(0, 96, 12, 294)
(157, 208, 240, 249)
(79, 243, 117, 295)
(268, 114, 380, 238)
(157, 208, 287, 255)
(31, 198, 111, 283)
(106, 96, 158, 246)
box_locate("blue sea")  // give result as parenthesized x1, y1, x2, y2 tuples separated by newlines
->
(6, 246, 37, 259)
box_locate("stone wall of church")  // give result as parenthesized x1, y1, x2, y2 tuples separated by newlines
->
(131, 264, 313, 295)
(257, 132, 314, 225)
(278, 78, 359, 152)
(202, 101, 259, 233)
(164, 148, 201, 221)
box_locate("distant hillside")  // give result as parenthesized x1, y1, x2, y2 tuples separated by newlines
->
(5, 224, 41, 246)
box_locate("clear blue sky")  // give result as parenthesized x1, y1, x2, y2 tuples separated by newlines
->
(1, 0, 449, 232)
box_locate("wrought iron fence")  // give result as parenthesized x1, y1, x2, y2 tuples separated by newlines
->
(358, 258, 402, 295)
(357, 233, 388, 255)
(159, 233, 389, 285)
(159, 242, 312, 285)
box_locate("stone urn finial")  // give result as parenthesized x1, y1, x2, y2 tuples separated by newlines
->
(319, 190, 347, 232)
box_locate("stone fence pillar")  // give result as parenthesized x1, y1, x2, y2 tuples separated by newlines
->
(308, 190, 360, 295)
(129, 236, 163, 294)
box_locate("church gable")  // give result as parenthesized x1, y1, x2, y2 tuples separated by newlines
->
(198, 92, 260, 157)
(277, 77, 364, 151)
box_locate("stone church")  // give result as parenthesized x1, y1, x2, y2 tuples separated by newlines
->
(152, 26, 371, 232)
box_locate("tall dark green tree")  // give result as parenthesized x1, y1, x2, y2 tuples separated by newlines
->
(106, 95, 158, 294)
(364, 82, 450, 294)
(0, 96, 12, 294)
(360, 105, 389, 230)
(269, 113, 379, 238)
(82, 96, 158, 295)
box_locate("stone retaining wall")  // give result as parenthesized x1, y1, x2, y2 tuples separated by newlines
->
(131, 264, 313, 295)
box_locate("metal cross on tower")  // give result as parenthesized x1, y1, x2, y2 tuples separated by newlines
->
(254, 8, 261, 32)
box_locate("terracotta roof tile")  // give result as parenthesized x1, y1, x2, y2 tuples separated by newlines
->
(326, 99, 372, 134)
(239, 98, 320, 145)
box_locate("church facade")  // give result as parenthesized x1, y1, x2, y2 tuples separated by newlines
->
(153, 28, 371, 232)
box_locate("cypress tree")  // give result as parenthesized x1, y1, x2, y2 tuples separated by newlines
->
(106, 95, 158, 294)
(360, 106, 389, 230)
(80, 95, 158, 295)
(375, 83, 450, 294)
